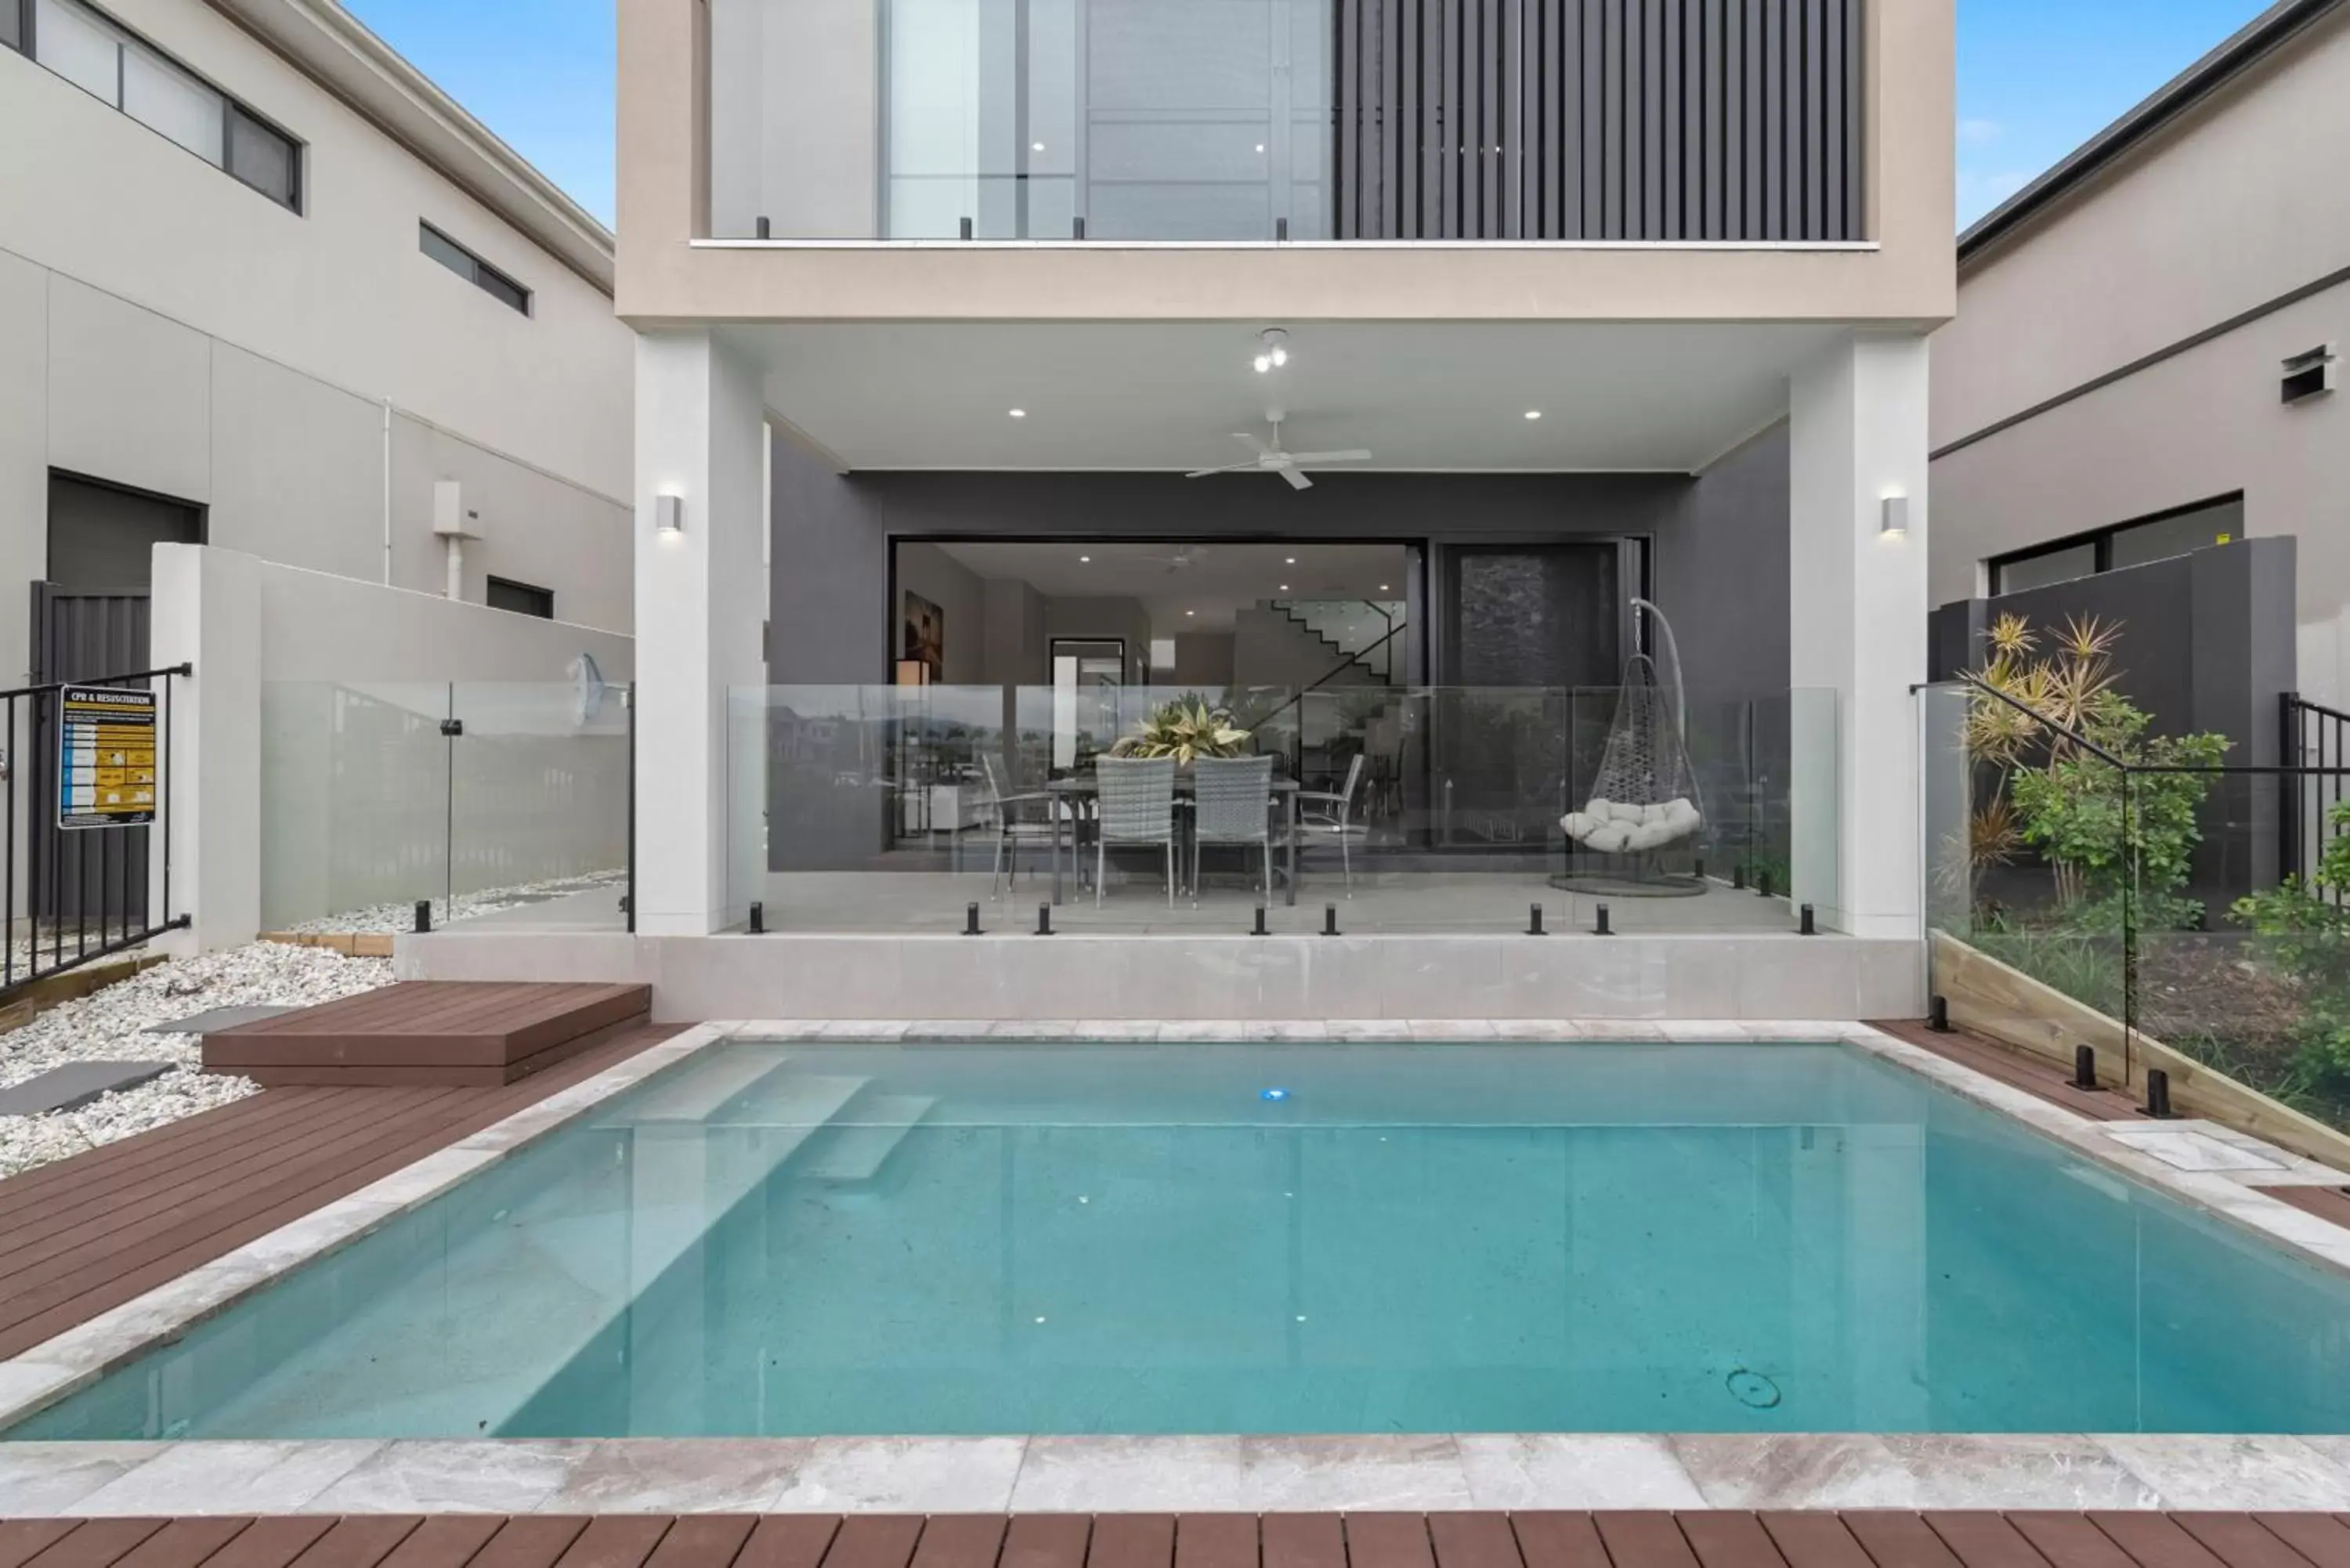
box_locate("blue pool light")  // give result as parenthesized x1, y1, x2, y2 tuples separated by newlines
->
(1260, 1087, 1290, 1102)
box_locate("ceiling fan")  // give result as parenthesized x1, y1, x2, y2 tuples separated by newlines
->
(1185, 419, 1371, 492)
(1134, 544, 1213, 574)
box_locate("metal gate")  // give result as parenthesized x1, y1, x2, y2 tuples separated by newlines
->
(4, 583, 185, 995)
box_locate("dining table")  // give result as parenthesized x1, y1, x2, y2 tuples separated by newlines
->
(1046, 774, 1302, 906)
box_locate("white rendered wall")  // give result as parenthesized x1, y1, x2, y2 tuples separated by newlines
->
(0, 13, 634, 663)
(1789, 333, 1931, 941)
(634, 331, 768, 935)
(150, 545, 636, 951)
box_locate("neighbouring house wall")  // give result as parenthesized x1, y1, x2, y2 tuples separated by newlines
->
(0, 7, 635, 673)
(768, 432, 1786, 689)
(1929, 6, 2350, 705)
(893, 540, 985, 683)
(1929, 537, 2296, 906)
(1173, 631, 1236, 688)
(150, 546, 634, 949)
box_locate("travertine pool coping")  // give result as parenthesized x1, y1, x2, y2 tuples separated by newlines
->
(0, 1019, 2346, 1515)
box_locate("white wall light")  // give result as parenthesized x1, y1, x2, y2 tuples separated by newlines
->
(656, 493, 685, 537)
(1880, 494, 1910, 537)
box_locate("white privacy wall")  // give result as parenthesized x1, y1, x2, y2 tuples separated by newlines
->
(151, 546, 634, 949)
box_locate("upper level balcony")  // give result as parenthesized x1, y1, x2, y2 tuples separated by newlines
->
(709, 0, 1864, 245)
(616, 0, 1954, 325)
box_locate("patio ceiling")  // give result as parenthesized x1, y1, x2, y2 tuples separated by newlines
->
(726, 320, 1846, 474)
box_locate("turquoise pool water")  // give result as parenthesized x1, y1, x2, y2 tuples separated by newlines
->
(16, 1041, 2350, 1438)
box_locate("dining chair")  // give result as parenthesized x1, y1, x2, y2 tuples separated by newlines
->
(1094, 756, 1178, 907)
(1191, 754, 1274, 905)
(981, 752, 1064, 900)
(1292, 751, 1369, 894)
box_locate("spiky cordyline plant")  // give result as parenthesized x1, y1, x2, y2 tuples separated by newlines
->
(1959, 612, 2127, 909)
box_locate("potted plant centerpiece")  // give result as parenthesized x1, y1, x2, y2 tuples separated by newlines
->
(1112, 694, 1253, 768)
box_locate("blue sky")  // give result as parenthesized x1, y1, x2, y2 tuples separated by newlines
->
(345, 0, 2276, 233)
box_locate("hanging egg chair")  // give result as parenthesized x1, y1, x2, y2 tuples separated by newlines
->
(1556, 598, 1708, 895)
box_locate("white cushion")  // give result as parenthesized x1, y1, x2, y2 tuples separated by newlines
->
(1583, 822, 1632, 854)
(1625, 822, 1676, 852)
(1561, 811, 1597, 840)
(1662, 798, 1703, 833)
(1607, 800, 1646, 826)
(1584, 797, 1614, 820)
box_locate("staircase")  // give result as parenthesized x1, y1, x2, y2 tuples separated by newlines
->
(1271, 599, 1406, 685)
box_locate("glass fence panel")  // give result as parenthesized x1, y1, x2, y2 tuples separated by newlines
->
(259, 682, 453, 934)
(442, 681, 632, 932)
(2133, 768, 2350, 1136)
(1918, 680, 2129, 1035)
(731, 684, 1837, 936)
(705, 0, 1333, 241)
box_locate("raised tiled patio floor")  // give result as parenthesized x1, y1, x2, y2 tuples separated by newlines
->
(6, 1512, 2350, 1568)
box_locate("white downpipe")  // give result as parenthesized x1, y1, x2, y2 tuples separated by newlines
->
(444, 533, 464, 601)
(381, 399, 394, 586)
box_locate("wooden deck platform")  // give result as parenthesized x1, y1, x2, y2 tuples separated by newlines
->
(202, 984, 653, 1088)
(1869, 1017, 2150, 1123)
(0, 1012, 679, 1361)
(5, 1513, 2350, 1568)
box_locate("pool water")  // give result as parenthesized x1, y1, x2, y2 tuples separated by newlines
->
(18, 1041, 2350, 1439)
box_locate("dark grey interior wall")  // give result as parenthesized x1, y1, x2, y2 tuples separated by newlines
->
(768, 428, 1790, 691)
(1658, 423, 1790, 704)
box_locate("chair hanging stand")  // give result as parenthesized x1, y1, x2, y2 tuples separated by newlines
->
(1551, 598, 1709, 898)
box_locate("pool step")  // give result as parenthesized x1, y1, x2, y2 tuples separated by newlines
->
(796, 1094, 938, 1182)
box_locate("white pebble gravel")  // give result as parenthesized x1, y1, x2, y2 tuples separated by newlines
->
(0, 942, 392, 1178)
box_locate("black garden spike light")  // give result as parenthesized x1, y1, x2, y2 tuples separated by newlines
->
(1036, 904, 1055, 937)
(1322, 904, 1340, 937)
(1528, 903, 1547, 936)
(1595, 902, 1613, 937)
(964, 903, 982, 937)
(1927, 994, 1950, 1032)
(1253, 906, 1269, 937)
(2144, 1068, 2174, 1119)
(2072, 1044, 2099, 1091)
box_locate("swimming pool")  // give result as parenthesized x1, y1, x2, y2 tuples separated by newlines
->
(14, 1039, 2350, 1439)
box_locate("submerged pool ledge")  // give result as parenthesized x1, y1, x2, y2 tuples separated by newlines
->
(2, 1430, 2348, 1513)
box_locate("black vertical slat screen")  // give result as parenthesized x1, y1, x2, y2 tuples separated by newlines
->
(1335, 0, 1860, 240)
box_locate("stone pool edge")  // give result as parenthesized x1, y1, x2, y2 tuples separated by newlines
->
(0, 1023, 732, 1436)
(2, 1020, 2348, 1515)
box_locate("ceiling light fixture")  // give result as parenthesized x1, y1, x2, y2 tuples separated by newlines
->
(1279, 583, 1289, 591)
(1008, 408, 1027, 418)
(1285, 556, 1297, 565)
(1032, 141, 1046, 152)
(1253, 327, 1290, 374)
(1379, 584, 1391, 591)
(1079, 555, 1091, 562)
(1186, 609, 1197, 616)
(1524, 410, 1543, 421)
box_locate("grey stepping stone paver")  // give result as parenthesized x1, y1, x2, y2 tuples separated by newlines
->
(0, 1061, 172, 1117)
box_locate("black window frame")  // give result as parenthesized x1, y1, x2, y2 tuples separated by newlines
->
(420, 221, 533, 316)
(1989, 492, 2247, 596)
(486, 575, 555, 620)
(7, 0, 304, 215)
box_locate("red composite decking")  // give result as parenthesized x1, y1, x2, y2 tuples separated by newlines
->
(202, 984, 655, 1088)
(0, 1006, 681, 1362)
(5, 1516, 2350, 1568)
(1865, 1018, 2151, 1124)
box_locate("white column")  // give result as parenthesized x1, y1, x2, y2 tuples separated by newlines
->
(634, 330, 767, 935)
(149, 544, 262, 953)
(1788, 333, 1929, 940)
